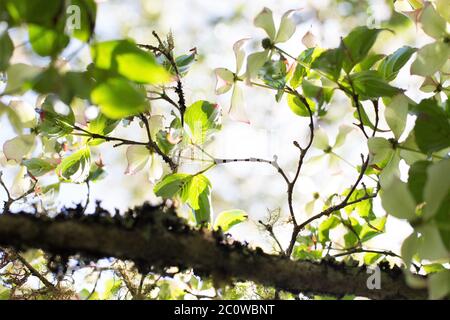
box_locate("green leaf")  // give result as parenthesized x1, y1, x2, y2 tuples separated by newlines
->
(302, 80, 332, 108)
(4, 63, 42, 94)
(417, 222, 448, 261)
(378, 46, 416, 81)
(379, 149, 401, 188)
(400, 131, 428, 165)
(353, 53, 385, 72)
(341, 27, 384, 73)
(87, 113, 119, 145)
(174, 51, 196, 76)
(0, 286, 10, 300)
(429, 270, 450, 299)
(245, 50, 269, 80)
(290, 48, 316, 88)
(410, 41, 450, 77)
(349, 70, 403, 99)
(381, 176, 417, 220)
(61, 71, 95, 102)
(259, 59, 287, 91)
(368, 137, 393, 165)
(408, 161, 431, 204)
(318, 215, 340, 243)
(364, 252, 381, 265)
(38, 95, 75, 137)
(434, 193, 450, 251)
(153, 173, 191, 198)
(56, 147, 91, 183)
(423, 263, 446, 274)
(33, 68, 94, 105)
(420, 3, 447, 39)
(436, 0, 450, 23)
(91, 40, 170, 84)
(359, 217, 386, 242)
(5, 0, 64, 26)
(412, 99, 450, 153)
(0, 31, 13, 71)
(423, 159, 450, 219)
(401, 232, 419, 267)
(32, 67, 63, 96)
(182, 174, 212, 224)
(88, 164, 106, 182)
(384, 94, 409, 139)
(184, 100, 221, 144)
(23, 158, 55, 177)
(214, 209, 248, 232)
(155, 130, 176, 155)
(91, 77, 149, 119)
(311, 48, 344, 81)
(343, 188, 374, 219)
(287, 94, 313, 117)
(28, 24, 69, 57)
(344, 227, 360, 248)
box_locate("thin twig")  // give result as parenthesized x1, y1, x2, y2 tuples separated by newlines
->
(11, 250, 56, 291)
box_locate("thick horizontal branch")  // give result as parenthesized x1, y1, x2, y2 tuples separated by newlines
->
(0, 204, 426, 299)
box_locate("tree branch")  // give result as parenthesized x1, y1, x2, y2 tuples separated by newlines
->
(0, 205, 426, 300)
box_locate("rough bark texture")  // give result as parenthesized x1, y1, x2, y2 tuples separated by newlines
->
(0, 203, 427, 299)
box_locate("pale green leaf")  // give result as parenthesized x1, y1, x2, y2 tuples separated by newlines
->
(0, 30, 13, 71)
(423, 159, 450, 219)
(420, 3, 447, 39)
(410, 41, 450, 76)
(245, 50, 269, 81)
(185, 100, 222, 144)
(429, 270, 450, 299)
(153, 173, 191, 198)
(417, 222, 449, 261)
(349, 70, 403, 99)
(56, 147, 91, 183)
(368, 137, 393, 165)
(378, 46, 416, 81)
(214, 209, 248, 232)
(384, 94, 409, 139)
(381, 176, 417, 220)
(23, 158, 55, 177)
(341, 27, 384, 72)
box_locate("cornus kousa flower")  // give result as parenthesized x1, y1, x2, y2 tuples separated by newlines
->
(214, 38, 250, 123)
(124, 115, 164, 183)
(245, 8, 299, 82)
(307, 125, 354, 173)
